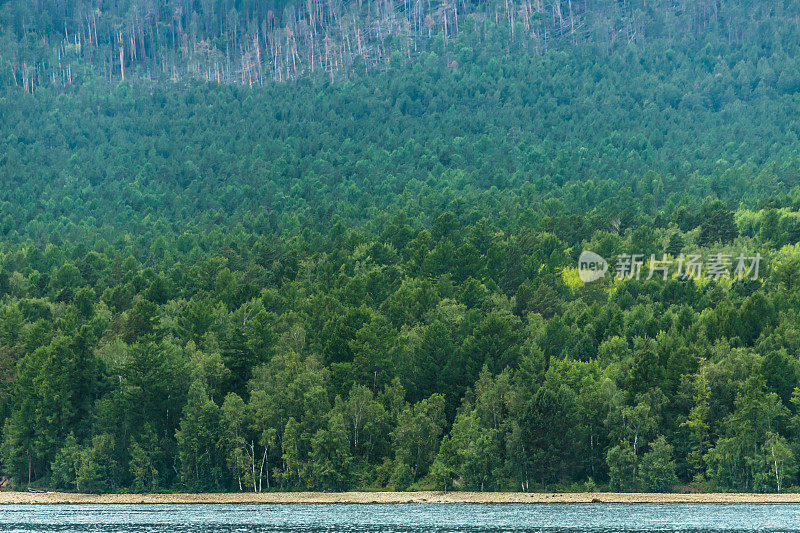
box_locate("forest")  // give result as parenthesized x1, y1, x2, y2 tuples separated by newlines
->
(2, 0, 800, 493)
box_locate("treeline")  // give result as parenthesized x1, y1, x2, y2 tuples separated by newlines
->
(0, 0, 795, 89)
(3, 0, 800, 494)
(7, 186, 800, 493)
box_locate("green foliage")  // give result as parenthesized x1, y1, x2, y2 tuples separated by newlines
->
(681, 359, 711, 481)
(50, 434, 82, 490)
(1, 2, 800, 494)
(699, 200, 738, 246)
(638, 436, 678, 492)
(706, 377, 790, 492)
(391, 394, 446, 488)
(175, 382, 224, 491)
(606, 443, 637, 492)
(311, 412, 353, 491)
(77, 435, 119, 493)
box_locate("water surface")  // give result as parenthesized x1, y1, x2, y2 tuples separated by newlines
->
(1, 503, 799, 532)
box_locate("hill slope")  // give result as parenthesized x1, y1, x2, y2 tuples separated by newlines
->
(1, 0, 800, 494)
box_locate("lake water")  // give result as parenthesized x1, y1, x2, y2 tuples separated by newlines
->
(0, 503, 799, 532)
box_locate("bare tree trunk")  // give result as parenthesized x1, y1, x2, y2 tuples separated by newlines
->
(120, 44, 125, 81)
(259, 447, 269, 491)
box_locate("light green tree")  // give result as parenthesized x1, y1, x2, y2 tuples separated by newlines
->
(681, 358, 711, 481)
(638, 436, 678, 492)
(606, 442, 636, 492)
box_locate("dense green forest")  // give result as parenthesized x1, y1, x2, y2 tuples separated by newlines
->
(3, 0, 800, 494)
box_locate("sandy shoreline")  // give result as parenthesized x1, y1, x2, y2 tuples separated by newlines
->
(2, 491, 800, 504)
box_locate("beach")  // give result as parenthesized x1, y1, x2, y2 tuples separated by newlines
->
(2, 491, 800, 504)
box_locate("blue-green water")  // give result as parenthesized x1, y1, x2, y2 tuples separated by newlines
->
(1, 503, 799, 532)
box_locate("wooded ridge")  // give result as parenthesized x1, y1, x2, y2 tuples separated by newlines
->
(1, 0, 800, 494)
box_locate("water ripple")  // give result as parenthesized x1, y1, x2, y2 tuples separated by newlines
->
(0, 503, 798, 532)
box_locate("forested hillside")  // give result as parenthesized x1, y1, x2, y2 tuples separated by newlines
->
(2, 0, 800, 494)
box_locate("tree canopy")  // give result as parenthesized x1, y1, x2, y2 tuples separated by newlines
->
(1, 0, 800, 493)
